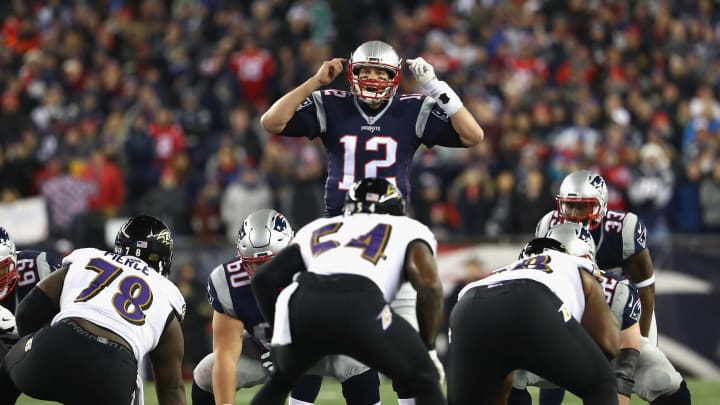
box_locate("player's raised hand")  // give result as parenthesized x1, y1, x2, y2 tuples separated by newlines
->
(314, 58, 347, 86)
(407, 57, 437, 87)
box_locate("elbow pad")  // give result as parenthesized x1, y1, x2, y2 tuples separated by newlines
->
(614, 347, 640, 397)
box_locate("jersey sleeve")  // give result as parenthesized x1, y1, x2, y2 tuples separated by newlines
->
(41, 251, 61, 273)
(61, 248, 98, 267)
(607, 278, 641, 330)
(407, 219, 438, 257)
(534, 211, 557, 237)
(416, 97, 464, 148)
(621, 212, 648, 260)
(167, 282, 187, 322)
(277, 91, 322, 139)
(207, 266, 235, 317)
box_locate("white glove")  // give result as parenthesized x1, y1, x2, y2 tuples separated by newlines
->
(0, 304, 17, 340)
(407, 57, 463, 116)
(428, 349, 445, 385)
(407, 57, 437, 87)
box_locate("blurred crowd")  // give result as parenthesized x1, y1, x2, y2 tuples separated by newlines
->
(1, 0, 720, 252)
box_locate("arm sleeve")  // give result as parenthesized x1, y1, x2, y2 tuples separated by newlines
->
(621, 213, 648, 260)
(250, 245, 307, 324)
(277, 95, 322, 139)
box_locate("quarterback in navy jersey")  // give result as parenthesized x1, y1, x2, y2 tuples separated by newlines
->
(261, 40, 484, 216)
(0, 227, 60, 349)
(534, 171, 691, 405)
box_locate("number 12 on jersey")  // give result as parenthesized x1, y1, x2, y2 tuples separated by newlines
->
(337, 135, 398, 190)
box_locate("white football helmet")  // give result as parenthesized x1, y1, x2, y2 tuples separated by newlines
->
(347, 40, 402, 104)
(0, 228, 18, 301)
(545, 222, 597, 261)
(237, 209, 294, 276)
(556, 170, 608, 230)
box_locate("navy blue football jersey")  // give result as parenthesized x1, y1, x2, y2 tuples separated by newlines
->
(206, 255, 271, 349)
(281, 90, 465, 216)
(0, 250, 60, 313)
(599, 271, 642, 330)
(536, 209, 648, 272)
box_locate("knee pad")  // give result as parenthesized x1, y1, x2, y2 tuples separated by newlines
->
(634, 342, 682, 401)
(193, 354, 215, 392)
(341, 369, 380, 405)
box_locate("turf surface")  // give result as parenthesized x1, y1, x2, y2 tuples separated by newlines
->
(15, 377, 720, 404)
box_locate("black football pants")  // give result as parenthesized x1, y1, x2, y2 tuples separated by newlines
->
(251, 272, 446, 405)
(448, 279, 617, 405)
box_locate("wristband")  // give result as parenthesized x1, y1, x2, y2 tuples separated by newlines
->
(634, 275, 655, 288)
(423, 79, 463, 116)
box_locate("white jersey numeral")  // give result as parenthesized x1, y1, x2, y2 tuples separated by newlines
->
(337, 135, 398, 190)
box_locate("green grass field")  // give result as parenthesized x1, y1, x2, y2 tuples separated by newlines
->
(15, 377, 720, 404)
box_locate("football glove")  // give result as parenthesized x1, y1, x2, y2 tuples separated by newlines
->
(261, 350, 275, 374)
(428, 349, 445, 385)
(0, 304, 17, 340)
(407, 57, 437, 87)
(407, 57, 463, 116)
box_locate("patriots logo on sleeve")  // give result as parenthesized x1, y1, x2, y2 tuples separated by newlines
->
(636, 223, 647, 248)
(628, 294, 641, 322)
(297, 98, 313, 111)
(431, 107, 449, 122)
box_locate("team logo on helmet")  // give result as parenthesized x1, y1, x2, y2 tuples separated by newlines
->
(273, 214, 289, 233)
(590, 175, 605, 192)
(578, 227, 593, 245)
(155, 229, 172, 246)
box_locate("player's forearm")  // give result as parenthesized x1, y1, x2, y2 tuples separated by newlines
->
(415, 283, 444, 349)
(213, 355, 240, 404)
(449, 107, 484, 146)
(261, 77, 321, 134)
(638, 285, 655, 337)
(156, 382, 187, 405)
